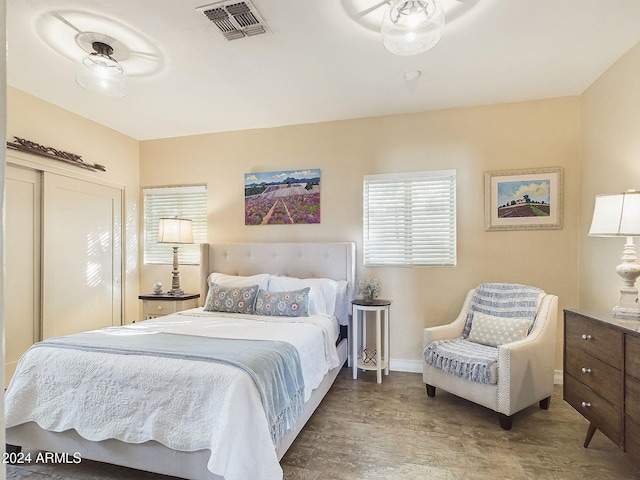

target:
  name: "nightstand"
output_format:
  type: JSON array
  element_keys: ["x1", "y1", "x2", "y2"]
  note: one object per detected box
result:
[
  {"x1": 351, "y1": 299, "x2": 391, "y2": 383},
  {"x1": 139, "y1": 293, "x2": 200, "y2": 320}
]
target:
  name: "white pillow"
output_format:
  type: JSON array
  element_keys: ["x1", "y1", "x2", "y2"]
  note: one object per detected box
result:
[
  {"x1": 334, "y1": 280, "x2": 350, "y2": 326},
  {"x1": 468, "y1": 312, "x2": 532, "y2": 347},
  {"x1": 267, "y1": 275, "x2": 338, "y2": 317},
  {"x1": 205, "y1": 272, "x2": 270, "y2": 305}
]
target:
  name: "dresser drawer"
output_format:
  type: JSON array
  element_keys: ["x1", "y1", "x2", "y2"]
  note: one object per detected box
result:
[
  {"x1": 143, "y1": 300, "x2": 178, "y2": 317},
  {"x1": 565, "y1": 313, "x2": 623, "y2": 369},
  {"x1": 626, "y1": 334, "x2": 640, "y2": 380},
  {"x1": 626, "y1": 374, "x2": 640, "y2": 421},
  {"x1": 565, "y1": 346, "x2": 622, "y2": 407},
  {"x1": 564, "y1": 375, "x2": 622, "y2": 447}
]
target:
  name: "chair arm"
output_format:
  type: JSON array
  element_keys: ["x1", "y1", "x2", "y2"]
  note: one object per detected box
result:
[
  {"x1": 423, "y1": 289, "x2": 475, "y2": 347},
  {"x1": 496, "y1": 295, "x2": 558, "y2": 415}
]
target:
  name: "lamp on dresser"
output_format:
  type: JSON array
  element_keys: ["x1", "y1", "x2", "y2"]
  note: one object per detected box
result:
[
  {"x1": 157, "y1": 216, "x2": 194, "y2": 296},
  {"x1": 588, "y1": 189, "x2": 640, "y2": 318}
]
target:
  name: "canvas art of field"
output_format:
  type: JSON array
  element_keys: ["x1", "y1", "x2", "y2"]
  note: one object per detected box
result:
[{"x1": 244, "y1": 169, "x2": 320, "y2": 225}]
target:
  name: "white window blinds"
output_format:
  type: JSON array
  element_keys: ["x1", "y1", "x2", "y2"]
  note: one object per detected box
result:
[
  {"x1": 363, "y1": 170, "x2": 456, "y2": 267},
  {"x1": 143, "y1": 185, "x2": 207, "y2": 265}
]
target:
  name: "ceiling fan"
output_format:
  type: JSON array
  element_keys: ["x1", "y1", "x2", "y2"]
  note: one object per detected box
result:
[
  {"x1": 343, "y1": 0, "x2": 478, "y2": 55},
  {"x1": 35, "y1": 10, "x2": 165, "y2": 97}
]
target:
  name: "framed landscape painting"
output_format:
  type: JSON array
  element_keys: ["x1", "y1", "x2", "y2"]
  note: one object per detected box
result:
[
  {"x1": 484, "y1": 167, "x2": 563, "y2": 231},
  {"x1": 244, "y1": 168, "x2": 321, "y2": 225}
]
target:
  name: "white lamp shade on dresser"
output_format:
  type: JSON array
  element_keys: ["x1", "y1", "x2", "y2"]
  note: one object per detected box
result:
[{"x1": 589, "y1": 191, "x2": 640, "y2": 237}]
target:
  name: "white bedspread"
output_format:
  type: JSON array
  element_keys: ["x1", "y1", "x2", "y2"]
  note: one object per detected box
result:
[{"x1": 5, "y1": 310, "x2": 340, "y2": 480}]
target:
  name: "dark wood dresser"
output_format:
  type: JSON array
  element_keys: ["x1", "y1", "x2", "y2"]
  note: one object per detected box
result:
[{"x1": 564, "y1": 309, "x2": 640, "y2": 455}]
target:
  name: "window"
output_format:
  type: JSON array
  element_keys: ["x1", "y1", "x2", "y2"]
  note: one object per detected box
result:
[
  {"x1": 143, "y1": 185, "x2": 207, "y2": 265},
  {"x1": 363, "y1": 170, "x2": 456, "y2": 267}
]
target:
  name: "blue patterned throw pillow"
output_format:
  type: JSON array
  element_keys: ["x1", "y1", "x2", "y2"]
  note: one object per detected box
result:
[
  {"x1": 204, "y1": 283, "x2": 259, "y2": 314},
  {"x1": 255, "y1": 288, "x2": 310, "y2": 317}
]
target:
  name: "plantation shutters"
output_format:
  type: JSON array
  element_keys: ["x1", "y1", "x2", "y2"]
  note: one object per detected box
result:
[
  {"x1": 363, "y1": 170, "x2": 456, "y2": 267},
  {"x1": 143, "y1": 185, "x2": 207, "y2": 265}
]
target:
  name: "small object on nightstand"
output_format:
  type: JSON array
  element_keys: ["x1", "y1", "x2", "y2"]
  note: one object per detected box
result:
[
  {"x1": 152, "y1": 281, "x2": 163, "y2": 295},
  {"x1": 351, "y1": 298, "x2": 391, "y2": 384},
  {"x1": 139, "y1": 293, "x2": 200, "y2": 320},
  {"x1": 363, "y1": 348, "x2": 377, "y2": 365}
]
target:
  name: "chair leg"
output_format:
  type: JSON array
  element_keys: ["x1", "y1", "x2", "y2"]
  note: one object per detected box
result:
[
  {"x1": 425, "y1": 384, "x2": 436, "y2": 397},
  {"x1": 539, "y1": 396, "x2": 551, "y2": 410},
  {"x1": 499, "y1": 414, "x2": 513, "y2": 430},
  {"x1": 6, "y1": 444, "x2": 21, "y2": 454},
  {"x1": 5, "y1": 444, "x2": 22, "y2": 464}
]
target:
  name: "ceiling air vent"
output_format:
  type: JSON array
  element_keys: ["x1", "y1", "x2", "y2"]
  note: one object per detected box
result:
[{"x1": 197, "y1": 1, "x2": 269, "y2": 41}]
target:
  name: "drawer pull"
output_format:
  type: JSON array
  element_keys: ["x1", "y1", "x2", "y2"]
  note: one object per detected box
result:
[
  {"x1": 157, "y1": 305, "x2": 163, "y2": 311},
  {"x1": 581, "y1": 401, "x2": 591, "y2": 408},
  {"x1": 581, "y1": 334, "x2": 593, "y2": 341},
  {"x1": 581, "y1": 367, "x2": 592, "y2": 374}
]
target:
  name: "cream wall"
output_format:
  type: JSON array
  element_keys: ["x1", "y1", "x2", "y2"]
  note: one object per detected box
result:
[
  {"x1": 580, "y1": 41, "x2": 640, "y2": 311},
  {"x1": 6, "y1": 87, "x2": 140, "y2": 324},
  {"x1": 140, "y1": 97, "x2": 581, "y2": 369}
]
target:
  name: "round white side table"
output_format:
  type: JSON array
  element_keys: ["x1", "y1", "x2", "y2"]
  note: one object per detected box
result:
[{"x1": 351, "y1": 299, "x2": 391, "y2": 383}]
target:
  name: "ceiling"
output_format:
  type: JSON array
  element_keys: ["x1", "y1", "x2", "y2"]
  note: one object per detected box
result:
[{"x1": 7, "y1": 0, "x2": 640, "y2": 141}]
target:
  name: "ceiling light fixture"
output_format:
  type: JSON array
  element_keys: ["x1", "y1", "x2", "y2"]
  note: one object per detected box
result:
[
  {"x1": 76, "y1": 40, "x2": 127, "y2": 97},
  {"x1": 381, "y1": 0, "x2": 445, "y2": 56},
  {"x1": 82, "y1": 41, "x2": 123, "y2": 75}
]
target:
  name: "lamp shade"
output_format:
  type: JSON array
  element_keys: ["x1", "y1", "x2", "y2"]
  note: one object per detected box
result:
[
  {"x1": 589, "y1": 190, "x2": 640, "y2": 237},
  {"x1": 381, "y1": 0, "x2": 445, "y2": 56},
  {"x1": 158, "y1": 217, "x2": 194, "y2": 244}
]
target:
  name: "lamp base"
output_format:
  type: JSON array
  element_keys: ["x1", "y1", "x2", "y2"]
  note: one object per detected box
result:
[
  {"x1": 612, "y1": 306, "x2": 640, "y2": 318},
  {"x1": 612, "y1": 238, "x2": 640, "y2": 319},
  {"x1": 168, "y1": 246, "x2": 183, "y2": 297},
  {"x1": 612, "y1": 287, "x2": 640, "y2": 318}
]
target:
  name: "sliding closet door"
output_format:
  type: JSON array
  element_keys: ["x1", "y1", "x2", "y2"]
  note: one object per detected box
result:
[
  {"x1": 5, "y1": 165, "x2": 41, "y2": 387},
  {"x1": 42, "y1": 172, "x2": 123, "y2": 338}
]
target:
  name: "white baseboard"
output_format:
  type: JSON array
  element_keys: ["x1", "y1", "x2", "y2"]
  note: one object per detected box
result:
[
  {"x1": 554, "y1": 370, "x2": 563, "y2": 385},
  {"x1": 389, "y1": 358, "x2": 423, "y2": 373}
]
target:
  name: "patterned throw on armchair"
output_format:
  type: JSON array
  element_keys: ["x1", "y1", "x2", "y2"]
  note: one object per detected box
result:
[{"x1": 422, "y1": 283, "x2": 558, "y2": 430}]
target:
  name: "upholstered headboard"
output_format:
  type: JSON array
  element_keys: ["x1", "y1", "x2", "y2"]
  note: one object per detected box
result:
[{"x1": 199, "y1": 242, "x2": 356, "y2": 311}]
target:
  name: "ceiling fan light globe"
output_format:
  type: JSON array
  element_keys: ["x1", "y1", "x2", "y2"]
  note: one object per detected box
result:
[
  {"x1": 82, "y1": 53, "x2": 124, "y2": 75},
  {"x1": 381, "y1": 0, "x2": 445, "y2": 56},
  {"x1": 76, "y1": 74, "x2": 128, "y2": 97}
]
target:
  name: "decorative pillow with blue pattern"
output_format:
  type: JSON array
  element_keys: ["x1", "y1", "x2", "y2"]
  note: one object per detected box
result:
[
  {"x1": 255, "y1": 288, "x2": 310, "y2": 317},
  {"x1": 204, "y1": 283, "x2": 259, "y2": 314}
]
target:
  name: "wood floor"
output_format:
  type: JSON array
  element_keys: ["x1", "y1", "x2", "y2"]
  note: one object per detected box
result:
[{"x1": 7, "y1": 368, "x2": 640, "y2": 479}]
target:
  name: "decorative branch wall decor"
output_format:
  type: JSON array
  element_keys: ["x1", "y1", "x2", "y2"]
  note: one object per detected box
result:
[{"x1": 6, "y1": 136, "x2": 106, "y2": 172}]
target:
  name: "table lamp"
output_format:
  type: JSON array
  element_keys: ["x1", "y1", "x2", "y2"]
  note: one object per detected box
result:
[
  {"x1": 588, "y1": 190, "x2": 640, "y2": 318},
  {"x1": 158, "y1": 217, "x2": 194, "y2": 296}
]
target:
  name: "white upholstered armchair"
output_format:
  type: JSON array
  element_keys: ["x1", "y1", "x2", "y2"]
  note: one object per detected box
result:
[{"x1": 422, "y1": 283, "x2": 558, "y2": 430}]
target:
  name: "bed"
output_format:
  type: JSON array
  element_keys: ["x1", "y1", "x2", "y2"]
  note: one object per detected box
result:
[{"x1": 5, "y1": 242, "x2": 355, "y2": 480}]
